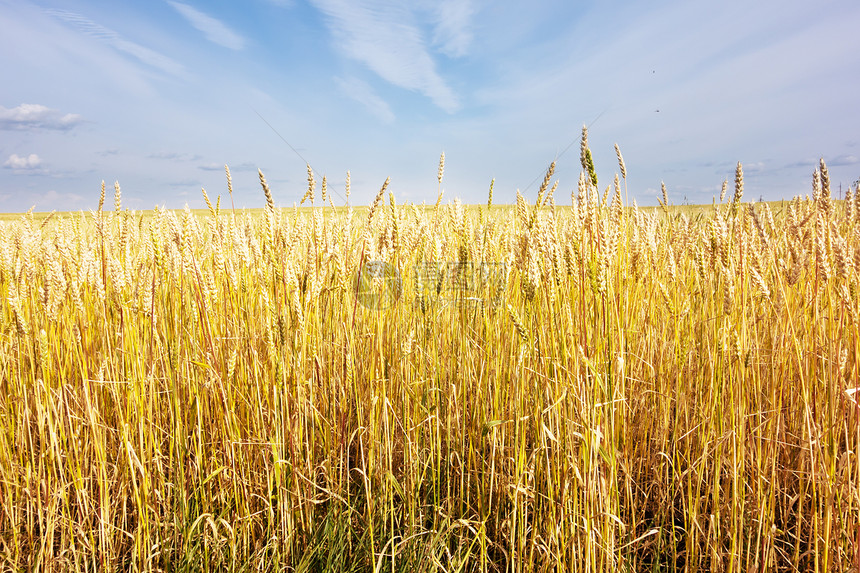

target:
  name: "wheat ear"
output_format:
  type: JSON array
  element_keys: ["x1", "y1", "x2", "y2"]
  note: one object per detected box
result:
[
  {"x1": 114, "y1": 181, "x2": 122, "y2": 212},
  {"x1": 259, "y1": 169, "x2": 275, "y2": 211},
  {"x1": 734, "y1": 162, "x2": 744, "y2": 204},
  {"x1": 614, "y1": 143, "x2": 626, "y2": 179}
]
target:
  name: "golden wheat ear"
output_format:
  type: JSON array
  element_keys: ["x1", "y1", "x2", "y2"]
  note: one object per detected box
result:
[
  {"x1": 614, "y1": 143, "x2": 626, "y2": 179},
  {"x1": 734, "y1": 162, "x2": 744, "y2": 203},
  {"x1": 114, "y1": 180, "x2": 121, "y2": 212},
  {"x1": 259, "y1": 168, "x2": 274, "y2": 211}
]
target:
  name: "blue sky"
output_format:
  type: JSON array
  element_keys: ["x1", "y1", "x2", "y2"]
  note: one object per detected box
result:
[{"x1": 1, "y1": 0, "x2": 859, "y2": 212}]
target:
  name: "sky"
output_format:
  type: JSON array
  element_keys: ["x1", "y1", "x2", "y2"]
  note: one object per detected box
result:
[{"x1": 1, "y1": 0, "x2": 859, "y2": 212}]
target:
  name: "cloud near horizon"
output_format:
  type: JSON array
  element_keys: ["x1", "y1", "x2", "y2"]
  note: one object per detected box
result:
[
  {"x1": 4, "y1": 154, "x2": 43, "y2": 170},
  {"x1": 0, "y1": 104, "x2": 83, "y2": 131},
  {"x1": 24, "y1": 189, "x2": 86, "y2": 211},
  {"x1": 198, "y1": 161, "x2": 258, "y2": 171},
  {"x1": 785, "y1": 155, "x2": 860, "y2": 169},
  {"x1": 148, "y1": 151, "x2": 204, "y2": 161}
]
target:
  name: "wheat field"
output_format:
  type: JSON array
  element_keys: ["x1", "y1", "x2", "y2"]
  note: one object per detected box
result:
[{"x1": 0, "y1": 134, "x2": 858, "y2": 571}]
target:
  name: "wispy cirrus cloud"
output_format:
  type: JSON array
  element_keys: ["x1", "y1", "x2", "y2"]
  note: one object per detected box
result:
[
  {"x1": 4, "y1": 154, "x2": 42, "y2": 170},
  {"x1": 167, "y1": 2, "x2": 245, "y2": 50},
  {"x1": 0, "y1": 104, "x2": 84, "y2": 131},
  {"x1": 428, "y1": 0, "x2": 474, "y2": 58},
  {"x1": 45, "y1": 9, "x2": 184, "y2": 76},
  {"x1": 310, "y1": 0, "x2": 459, "y2": 112},
  {"x1": 335, "y1": 76, "x2": 395, "y2": 123}
]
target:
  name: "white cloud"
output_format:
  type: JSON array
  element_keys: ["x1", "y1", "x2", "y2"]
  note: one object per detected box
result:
[
  {"x1": 830, "y1": 155, "x2": 858, "y2": 167},
  {"x1": 335, "y1": 76, "x2": 395, "y2": 123},
  {"x1": 787, "y1": 155, "x2": 860, "y2": 169},
  {"x1": 4, "y1": 154, "x2": 42, "y2": 169},
  {"x1": 231, "y1": 162, "x2": 262, "y2": 172},
  {"x1": 148, "y1": 151, "x2": 203, "y2": 161},
  {"x1": 742, "y1": 161, "x2": 767, "y2": 174},
  {"x1": 167, "y1": 2, "x2": 245, "y2": 50},
  {"x1": 429, "y1": 0, "x2": 473, "y2": 58},
  {"x1": 0, "y1": 104, "x2": 83, "y2": 131},
  {"x1": 43, "y1": 190, "x2": 85, "y2": 203},
  {"x1": 310, "y1": 0, "x2": 459, "y2": 112},
  {"x1": 25, "y1": 190, "x2": 86, "y2": 211},
  {"x1": 45, "y1": 9, "x2": 185, "y2": 76},
  {"x1": 198, "y1": 161, "x2": 257, "y2": 171}
]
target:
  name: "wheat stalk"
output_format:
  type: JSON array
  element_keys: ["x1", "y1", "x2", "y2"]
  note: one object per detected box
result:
[
  {"x1": 300, "y1": 163, "x2": 316, "y2": 206},
  {"x1": 114, "y1": 181, "x2": 122, "y2": 212},
  {"x1": 225, "y1": 164, "x2": 235, "y2": 212},
  {"x1": 658, "y1": 182, "x2": 669, "y2": 214},
  {"x1": 259, "y1": 169, "x2": 275, "y2": 211},
  {"x1": 614, "y1": 143, "x2": 627, "y2": 179},
  {"x1": 580, "y1": 125, "x2": 589, "y2": 171},
  {"x1": 734, "y1": 162, "x2": 744, "y2": 204},
  {"x1": 201, "y1": 187, "x2": 215, "y2": 219}
]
